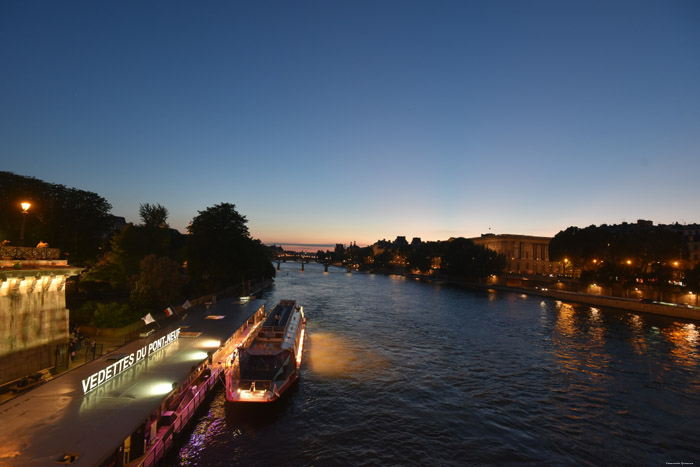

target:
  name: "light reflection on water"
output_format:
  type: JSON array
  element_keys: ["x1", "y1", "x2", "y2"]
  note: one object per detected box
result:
[
  {"x1": 178, "y1": 263, "x2": 700, "y2": 466},
  {"x1": 307, "y1": 331, "x2": 388, "y2": 378}
]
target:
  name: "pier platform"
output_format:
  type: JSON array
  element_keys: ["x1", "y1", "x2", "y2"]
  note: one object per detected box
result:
[{"x1": 0, "y1": 298, "x2": 266, "y2": 466}]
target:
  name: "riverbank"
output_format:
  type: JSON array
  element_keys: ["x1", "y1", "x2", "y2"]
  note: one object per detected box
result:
[{"x1": 0, "y1": 278, "x2": 274, "y2": 406}]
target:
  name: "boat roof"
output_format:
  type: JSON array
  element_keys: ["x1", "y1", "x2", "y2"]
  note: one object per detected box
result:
[
  {"x1": 239, "y1": 352, "x2": 289, "y2": 381},
  {"x1": 0, "y1": 298, "x2": 265, "y2": 466},
  {"x1": 262, "y1": 300, "x2": 296, "y2": 331}
]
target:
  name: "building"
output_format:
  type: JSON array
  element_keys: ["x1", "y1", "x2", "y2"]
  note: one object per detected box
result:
[
  {"x1": 685, "y1": 225, "x2": 700, "y2": 267},
  {"x1": 471, "y1": 233, "x2": 563, "y2": 275},
  {"x1": 0, "y1": 246, "x2": 82, "y2": 386},
  {"x1": 673, "y1": 223, "x2": 700, "y2": 268}
]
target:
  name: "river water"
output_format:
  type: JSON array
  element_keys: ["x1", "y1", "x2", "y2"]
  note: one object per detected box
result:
[{"x1": 178, "y1": 262, "x2": 700, "y2": 466}]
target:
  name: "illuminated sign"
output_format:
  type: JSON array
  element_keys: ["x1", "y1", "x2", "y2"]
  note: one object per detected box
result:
[{"x1": 81, "y1": 328, "x2": 181, "y2": 395}]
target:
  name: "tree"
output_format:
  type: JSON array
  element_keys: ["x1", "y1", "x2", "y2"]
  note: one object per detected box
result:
[
  {"x1": 187, "y1": 203, "x2": 274, "y2": 292},
  {"x1": 441, "y1": 238, "x2": 506, "y2": 278},
  {"x1": 551, "y1": 223, "x2": 689, "y2": 291},
  {"x1": 407, "y1": 241, "x2": 440, "y2": 272},
  {"x1": 0, "y1": 171, "x2": 113, "y2": 264},
  {"x1": 86, "y1": 220, "x2": 185, "y2": 288},
  {"x1": 139, "y1": 203, "x2": 169, "y2": 228},
  {"x1": 130, "y1": 254, "x2": 188, "y2": 311},
  {"x1": 685, "y1": 264, "x2": 700, "y2": 294}
]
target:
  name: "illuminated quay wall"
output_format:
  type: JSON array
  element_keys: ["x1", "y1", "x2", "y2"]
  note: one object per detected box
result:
[
  {"x1": 0, "y1": 258, "x2": 82, "y2": 385},
  {"x1": 471, "y1": 233, "x2": 563, "y2": 275}
]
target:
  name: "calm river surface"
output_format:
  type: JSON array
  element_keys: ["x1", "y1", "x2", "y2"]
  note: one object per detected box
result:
[{"x1": 178, "y1": 262, "x2": 699, "y2": 466}]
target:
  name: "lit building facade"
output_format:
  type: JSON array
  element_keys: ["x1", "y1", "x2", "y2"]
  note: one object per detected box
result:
[
  {"x1": 471, "y1": 233, "x2": 563, "y2": 275},
  {"x1": 0, "y1": 247, "x2": 81, "y2": 385}
]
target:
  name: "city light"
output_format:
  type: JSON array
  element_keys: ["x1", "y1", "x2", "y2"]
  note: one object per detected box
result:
[{"x1": 19, "y1": 201, "x2": 31, "y2": 245}]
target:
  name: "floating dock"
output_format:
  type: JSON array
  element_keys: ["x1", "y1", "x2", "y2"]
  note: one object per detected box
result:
[{"x1": 0, "y1": 298, "x2": 266, "y2": 466}]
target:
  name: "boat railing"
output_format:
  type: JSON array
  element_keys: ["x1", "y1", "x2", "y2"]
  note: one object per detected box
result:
[{"x1": 128, "y1": 374, "x2": 215, "y2": 467}]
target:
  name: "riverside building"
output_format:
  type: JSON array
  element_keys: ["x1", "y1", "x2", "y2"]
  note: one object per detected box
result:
[
  {"x1": 471, "y1": 233, "x2": 563, "y2": 275},
  {"x1": 0, "y1": 246, "x2": 82, "y2": 386}
]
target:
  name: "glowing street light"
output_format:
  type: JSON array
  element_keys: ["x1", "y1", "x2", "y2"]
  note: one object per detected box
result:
[{"x1": 19, "y1": 202, "x2": 31, "y2": 246}]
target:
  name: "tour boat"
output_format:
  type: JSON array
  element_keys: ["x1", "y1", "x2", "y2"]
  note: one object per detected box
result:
[{"x1": 225, "y1": 300, "x2": 306, "y2": 403}]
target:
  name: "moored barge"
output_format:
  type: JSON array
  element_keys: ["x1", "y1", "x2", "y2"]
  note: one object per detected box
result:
[
  {"x1": 225, "y1": 300, "x2": 305, "y2": 404},
  {"x1": 0, "y1": 298, "x2": 266, "y2": 466}
]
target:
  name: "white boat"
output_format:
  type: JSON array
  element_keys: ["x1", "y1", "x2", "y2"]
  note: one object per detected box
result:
[{"x1": 225, "y1": 300, "x2": 305, "y2": 403}]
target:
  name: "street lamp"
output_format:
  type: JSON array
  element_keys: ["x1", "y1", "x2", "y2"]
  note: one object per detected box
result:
[{"x1": 19, "y1": 202, "x2": 31, "y2": 246}]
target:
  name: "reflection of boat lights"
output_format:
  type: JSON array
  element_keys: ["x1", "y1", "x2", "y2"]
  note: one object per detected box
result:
[
  {"x1": 150, "y1": 382, "x2": 175, "y2": 396},
  {"x1": 296, "y1": 329, "x2": 305, "y2": 366}
]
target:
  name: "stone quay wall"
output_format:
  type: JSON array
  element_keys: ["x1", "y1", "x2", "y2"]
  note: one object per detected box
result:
[{"x1": 0, "y1": 268, "x2": 81, "y2": 385}]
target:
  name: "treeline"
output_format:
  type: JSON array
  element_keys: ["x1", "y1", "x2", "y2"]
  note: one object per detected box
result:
[
  {"x1": 316, "y1": 222, "x2": 700, "y2": 295},
  {"x1": 0, "y1": 171, "x2": 112, "y2": 263},
  {"x1": 0, "y1": 172, "x2": 274, "y2": 327},
  {"x1": 316, "y1": 236, "x2": 507, "y2": 279},
  {"x1": 550, "y1": 223, "x2": 699, "y2": 292}
]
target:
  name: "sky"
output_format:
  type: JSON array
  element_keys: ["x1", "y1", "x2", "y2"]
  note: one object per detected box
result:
[{"x1": 2, "y1": 1, "x2": 699, "y2": 250}]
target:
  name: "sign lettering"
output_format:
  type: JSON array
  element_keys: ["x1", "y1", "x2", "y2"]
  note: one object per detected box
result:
[{"x1": 81, "y1": 328, "x2": 181, "y2": 394}]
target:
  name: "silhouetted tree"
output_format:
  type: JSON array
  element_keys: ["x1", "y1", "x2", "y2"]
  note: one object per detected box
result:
[
  {"x1": 551, "y1": 223, "x2": 688, "y2": 287},
  {"x1": 130, "y1": 254, "x2": 188, "y2": 311},
  {"x1": 441, "y1": 238, "x2": 506, "y2": 278},
  {"x1": 186, "y1": 203, "x2": 274, "y2": 292},
  {"x1": 407, "y1": 241, "x2": 440, "y2": 272},
  {"x1": 139, "y1": 203, "x2": 169, "y2": 228}
]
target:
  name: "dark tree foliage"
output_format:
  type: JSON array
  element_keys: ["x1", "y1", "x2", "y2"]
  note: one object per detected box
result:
[
  {"x1": 0, "y1": 171, "x2": 112, "y2": 264},
  {"x1": 129, "y1": 254, "x2": 188, "y2": 311},
  {"x1": 550, "y1": 223, "x2": 688, "y2": 286},
  {"x1": 407, "y1": 241, "x2": 441, "y2": 272},
  {"x1": 86, "y1": 221, "x2": 186, "y2": 289},
  {"x1": 187, "y1": 203, "x2": 274, "y2": 292},
  {"x1": 440, "y1": 238, "x2": 506, "y2": 278},
  {"x1": 685, "y1": 264, "x2": 700, "y2": 293}
]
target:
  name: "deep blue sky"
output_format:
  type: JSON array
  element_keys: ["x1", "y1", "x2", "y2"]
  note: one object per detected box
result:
[{"x1": 2, "y1": 1, "x2": 699, "y2": 248}]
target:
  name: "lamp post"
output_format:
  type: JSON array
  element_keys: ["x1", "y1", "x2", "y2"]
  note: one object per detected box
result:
[{"x1": 19, "y1": 202, "x2": 31, "y2": 246}]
